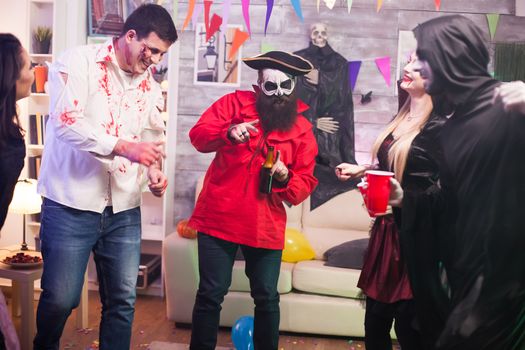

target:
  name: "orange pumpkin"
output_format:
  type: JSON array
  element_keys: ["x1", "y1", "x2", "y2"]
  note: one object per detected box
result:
[
  {"x1": 182, "y1": 223, "x2": 198, "y2": 239},
  {"x1": 176, "y1": 219, "x2": 198, "y2": 239}
]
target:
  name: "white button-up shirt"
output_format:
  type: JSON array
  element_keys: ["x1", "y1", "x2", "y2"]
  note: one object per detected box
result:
[{"x1": 38, "y1": 40, "x2": 165, "y2": 213}]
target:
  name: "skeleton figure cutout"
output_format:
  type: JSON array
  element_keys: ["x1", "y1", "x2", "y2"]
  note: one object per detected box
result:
[
  {"x1": 311, "y1": 23, "x2": 328, "y2": 47},
  {"x1": 294, "y1": 23, "x2": 357, "y2": 209}
]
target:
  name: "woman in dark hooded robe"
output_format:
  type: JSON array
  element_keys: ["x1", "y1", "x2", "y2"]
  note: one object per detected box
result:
[{"x1": 395, "y1": 15, "x2": 525, "y2": 350}]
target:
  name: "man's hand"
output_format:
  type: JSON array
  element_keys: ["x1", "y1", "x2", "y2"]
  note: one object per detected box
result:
[
  {"x1": 148, "y1": 166, "x2": 168, "y2": 197},
  {"x1": 228, "y1": 119, "x2": 259, "y2": 144},
  {"x1": 305, "y1": 69, "x2": 319, "y2": 86},
  {"x1": 271, "y1": 150, "x2": 289, "y2": 183},
  {"x1": 388, "y1": 177, "x2": 403, "y2": 207},
  {"x1": 114, "y1": 139, "x2": 165, "y2": 167},
  {"x1": 493, "y1": 81, "x2": 525, "y2": 115},
  {"x1": 317, "y1": 116, "x2": 339, "y2": 134},
  {"x1": 335, "y1": 163, "x2": 367, "y2": 181}
]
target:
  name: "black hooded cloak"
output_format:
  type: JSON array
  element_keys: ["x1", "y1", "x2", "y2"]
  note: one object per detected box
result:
[
  {"x1": 404, "y1": 15, "x2": 525, "y2": 350},
  {"x1": 294, "y1": 43, "x2": 358, "y2": 210}
]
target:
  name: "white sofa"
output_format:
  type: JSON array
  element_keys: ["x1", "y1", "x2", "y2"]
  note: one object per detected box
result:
[{"x1": 163, "y1": 179, "x2": 375, "y2": 337}]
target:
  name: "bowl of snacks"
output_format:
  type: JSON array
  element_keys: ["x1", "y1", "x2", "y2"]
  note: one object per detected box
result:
[{"x1": 1, "y1": 252, "x2": 43, "y2": 268}]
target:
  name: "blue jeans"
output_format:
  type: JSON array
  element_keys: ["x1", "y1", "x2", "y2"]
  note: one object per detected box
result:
[
  {"x1": 33, "y1": 198, "x2": 141, "y2": 350},
  {"x1": 190, "y1": 232, "x2": 282, "y2": 350}
]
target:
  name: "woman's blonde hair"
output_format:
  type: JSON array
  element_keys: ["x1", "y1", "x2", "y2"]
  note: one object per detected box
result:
[{"x1": 370, "y1": 96, "x2": 432, "y2": 182}]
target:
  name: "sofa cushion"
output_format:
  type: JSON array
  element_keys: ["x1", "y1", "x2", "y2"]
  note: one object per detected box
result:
[
  {"x1": 229, "y1": 261, "x2": 294, "y2": 294},
  {"x1": 284, "y1": 202, "x2": 302, "y2": 231},
  {"x1": 301, "y1": 190, "x2": 371, "y2": 259},
  {"x1": 302, "y1": 190, "x2": 371, "y2": 231},
  {"x1": 292, "y1": 260, "x2": 363, "y2": 298},
  {"x1": 302, "y1": 227, "x2": 370, "y2": 260},
  {"x1": 324, "y1": 238, "x2": 369, "y2": 269}
]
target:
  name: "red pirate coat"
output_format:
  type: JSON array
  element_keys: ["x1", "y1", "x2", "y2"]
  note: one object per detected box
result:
[{"x1": 188, "y1": 90, "x2": 318, "y2": 249}]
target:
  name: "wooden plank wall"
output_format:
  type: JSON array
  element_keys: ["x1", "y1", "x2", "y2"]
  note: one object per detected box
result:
[{"x1": 168, "y1": 0, "x2": 525, "y2": 226}]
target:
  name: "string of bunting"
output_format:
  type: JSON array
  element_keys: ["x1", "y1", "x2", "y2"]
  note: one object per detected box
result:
[
  {"x1": 180, "y1": 0, "x2": 446, "y2": 34},
  {"x1": 348, "y1": 57, "x2": 390, "y2": 91},
  {"x1": 177, "y1": 0, "x2": 501, "y2": 69},
  {"x1": 262, "y1": 42, "x2": 391, "y2": 90}
]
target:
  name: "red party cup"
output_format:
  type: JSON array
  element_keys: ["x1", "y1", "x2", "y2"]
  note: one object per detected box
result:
[{"x1": 364, "y1": 170, "x2": 394, "y2": 217}]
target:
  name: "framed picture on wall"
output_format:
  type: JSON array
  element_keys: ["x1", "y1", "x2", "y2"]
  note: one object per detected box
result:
[
  {"x1": 88, "y1": 0, "x2": 126, "y2": 36},
  {"x1": 194, "y1": 23, "x2": 242, "y2": 87},
  {"x1": 123, "y1": 0, "x2": 156, "y2": 18},
  {"x1": 396, "y1": 30, "x2": 417, "y2": 95}
]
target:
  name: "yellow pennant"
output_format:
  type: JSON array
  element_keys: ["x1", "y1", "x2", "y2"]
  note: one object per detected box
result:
[{"x1": 376, "y1": 0, "x2": 383, "y2": 12}]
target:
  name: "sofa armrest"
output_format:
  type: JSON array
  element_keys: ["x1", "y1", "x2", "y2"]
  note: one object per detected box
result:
[{"x1": 163, "y1": 232, "x2": 199, "y2": 323}]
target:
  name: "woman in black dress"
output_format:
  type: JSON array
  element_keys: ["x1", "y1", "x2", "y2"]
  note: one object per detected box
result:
[
  {"x1": 336, "y1": 53, "x2": 446, "y2": 350},
  {"x1": 0, "y1": 33, "x2": 34, "y2": 228},
  {"x1": 0, "y1": 33, "x2": 35, "y2": 350}
]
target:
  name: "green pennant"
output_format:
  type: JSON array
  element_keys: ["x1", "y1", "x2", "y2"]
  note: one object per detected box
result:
[
  {"x1": 261, "y1": 42, "x2": 276, "y2": 54},
  {"x1": 347, "y1": 0, "x2": 353, "y2": 13},
  {"x1": 172, "y1": 0, "x2": 179, "y2": 22},
  {"x1": 486, "y1": 13, "x2": 500, "y2": 40}
]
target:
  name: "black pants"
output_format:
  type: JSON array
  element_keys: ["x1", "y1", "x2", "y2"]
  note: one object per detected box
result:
[
  {"x1": 190, "y1": 232, "x2": 282, "y2": 350},
  {"x1": 365, "y1": 297, "x2": 423, "y2": 350}
]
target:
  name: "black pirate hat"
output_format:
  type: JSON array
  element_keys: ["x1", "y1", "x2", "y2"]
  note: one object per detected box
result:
[{"x1": 242, "y1": 51, "x2": 313, "y2": 76}]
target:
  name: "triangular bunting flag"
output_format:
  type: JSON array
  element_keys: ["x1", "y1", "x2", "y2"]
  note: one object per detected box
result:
[
  {"x1": 325, "y1": 0, "x2": 336, "y2": 10},
  {"x1": 434, "y1": 0, "x2": 441, "y2": 11},
  {"x1": 207, "y1": 14, "x2": 222, "y2": 42},
  {"x1": 191, "y1": 3, "x2": 203, "y2": 31},
  {"x1": 261, "y1": 42, "x2": 276, "y2": 53},
  {"x1": 172, "y1": 0, "x2": 179, "y2": 21},
  {"x1": 182, "y1": 0, "x2": 195, "y2": 31},
  {"x1": 347, "y1": 0, "x2": 353, "y2": 13},
  {"x1": 220, "y1": 0, "x2": 232, "y2": 33},
  {"x1": 486, "y1": 13, "x2": 500, "y2": 40},
  {"x1": 264, "y1": 0, "x2": 274, "y2": 36},
  {"x1": 375, "y1": 56, "x2": 391, "y2": 87},
  {"x1": 241, "y1": 0, "x2": 251, "y2": 36},
  {"x1": 376, "y1": 0, "x2": 383, "y2": 12},
  {"x1": 348, "y1": 61, "x2": 361, "y2": 91},
  {"x1": 290, "y1": 0, "x2": 304, "y2": 22},
  {"x1": 229, "y1": 28, "x2": 250, "y2": 60},
  {"x1": 204, "y1": 0, "x2": 213, "y2": 33}
]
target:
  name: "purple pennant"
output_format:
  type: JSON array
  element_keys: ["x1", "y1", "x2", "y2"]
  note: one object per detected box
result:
[
  {"x1": 241, "y1": 0, "x2": 251, "y2": 36},
  {"x1": 348, "y1": 61, "x2": 362, "y2": 91},
  {"x1": 290, "y1": 0, "x2": 304, "y2": 22},
  {"x1": 220, "y1": 0, "x2": 232, "y2": 33},
  {"x1": 264, "y1": 0, "x2": 274, "y2": 36}
]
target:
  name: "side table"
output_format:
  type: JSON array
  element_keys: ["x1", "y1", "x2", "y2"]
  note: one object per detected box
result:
[
  {"x1": 0, "y1": 263, "x2": 42, "y2": 350},
  {"x1": 0, "y1": 249, "x2": 89, "y2": 350}
]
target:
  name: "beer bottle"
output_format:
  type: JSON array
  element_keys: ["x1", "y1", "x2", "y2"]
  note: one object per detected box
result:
[{"x1": 259, "y1": 146, "x2": 275, "y2": 194}]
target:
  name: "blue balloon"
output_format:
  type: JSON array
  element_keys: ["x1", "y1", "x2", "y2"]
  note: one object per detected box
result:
[{"x1": 231, "y1": 315, "x2": 254, "y2": 350}]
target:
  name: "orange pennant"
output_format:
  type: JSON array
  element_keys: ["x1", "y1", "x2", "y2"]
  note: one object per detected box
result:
[
  {"x1": 229, "y1": 28, "x2": 250, "y2": 60},
  {"x1": 182, "y1": 0, "x2": 196, "y2": 31},
  {"x1": 435, "y1": 0, "x2": 441, "y2": 11}
]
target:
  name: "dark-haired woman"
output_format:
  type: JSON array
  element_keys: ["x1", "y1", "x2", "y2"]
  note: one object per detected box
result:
[{"x1": 0, "y1": 32, "x2": 34, "y2": 350}]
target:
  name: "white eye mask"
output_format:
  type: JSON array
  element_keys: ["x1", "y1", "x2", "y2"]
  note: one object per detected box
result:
[{"x1": 259, "y1": 69, "x2": 295, "y2": 97}]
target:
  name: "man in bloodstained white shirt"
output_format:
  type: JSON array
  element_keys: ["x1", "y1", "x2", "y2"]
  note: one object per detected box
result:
[{"x1": 34, "y1": 4, "x2": 177, "y2": 349}]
